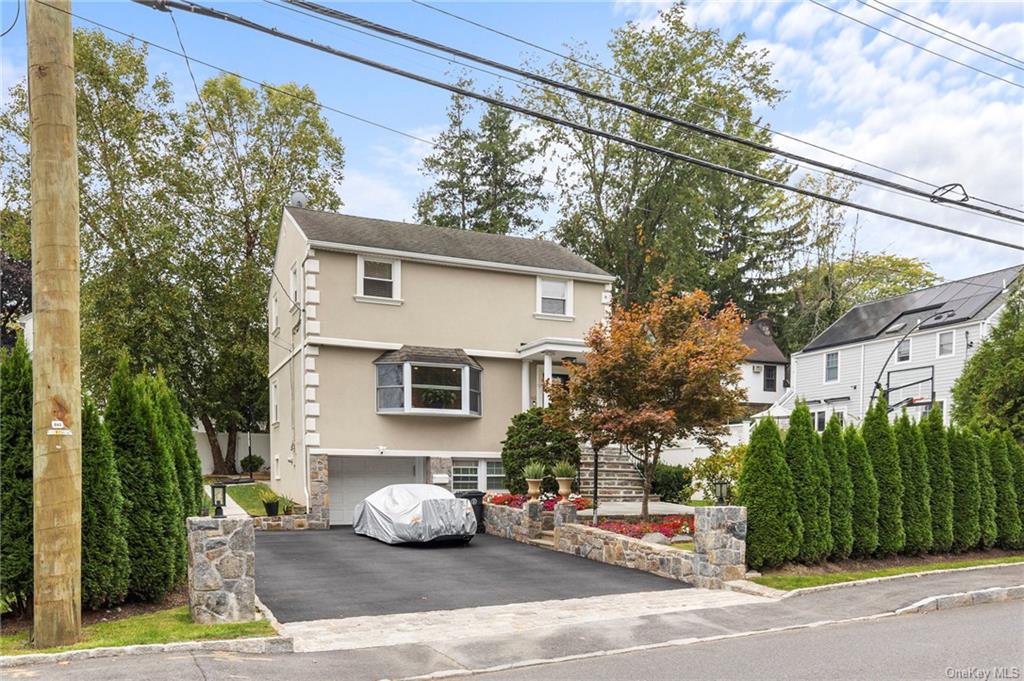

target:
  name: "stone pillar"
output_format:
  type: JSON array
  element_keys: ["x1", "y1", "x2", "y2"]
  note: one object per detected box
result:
[
  {"x1": 186, "y1": 517, "x2": 255, "y2": 624},
  {"x1": 692, "y1": 506, "x2": 747, "y2": 588},
  {"x1": 553, "y1": 501, "x2": 578, "y2": 527},
  {"x1": 523, "y1": 500, "x2": 544, "y2": 540},
  {"x1": 308, "y1": 452, "x2": 329, "y2": 529},
  {"x1": 429, "y1": 456, "x2": 453, "y2": 489}
]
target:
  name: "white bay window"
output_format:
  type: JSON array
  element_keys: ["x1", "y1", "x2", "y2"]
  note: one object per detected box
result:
[{"x1": 375, "y1": 347, "x2": 482, "y2": 416}]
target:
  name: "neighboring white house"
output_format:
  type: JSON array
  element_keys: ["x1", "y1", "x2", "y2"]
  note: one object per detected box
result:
[{"x1": 764, "y1": 264, "x2": 1022, "y2": 431}]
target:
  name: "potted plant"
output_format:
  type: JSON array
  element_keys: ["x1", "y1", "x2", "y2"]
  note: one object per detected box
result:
[
  {"x1": 552, "y1": 460, "x2": 576, "y2": 500},
  {"x1": 523, "y1": 461, "x2": 547, "y2": 500},
  {"x1": 259, "y1": 487, "x2": 280, "y2": 516},
  {"x1": 278, "y1": 496, "x2": 296, "y2": 515}
]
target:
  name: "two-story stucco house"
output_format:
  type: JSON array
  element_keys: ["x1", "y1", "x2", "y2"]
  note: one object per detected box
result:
[
  {"x1": 764, "y1": 264, "x2": 1022, "y2": 432},
  {"x1": 267, "y1": 205, "x2": 614, "y2": 525}
]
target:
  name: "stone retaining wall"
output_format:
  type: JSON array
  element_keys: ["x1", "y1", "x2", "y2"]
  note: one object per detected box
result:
[
  {"x1": 186, "y1": 516, "x2": 256, "y2": 623},
  {"x1": 483, "y1": 502, "x2": 543, "y2": 542},
  {"x1": 252, "y1": 513, "x2": 314, "y2": 531}
]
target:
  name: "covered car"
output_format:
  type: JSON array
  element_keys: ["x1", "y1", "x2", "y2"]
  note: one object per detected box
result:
[{"x1": 353, "y1": 484, "x2": 477, "y2": 544}]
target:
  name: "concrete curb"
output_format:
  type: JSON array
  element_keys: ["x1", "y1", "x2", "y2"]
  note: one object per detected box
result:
[
  {"x1": 723, "y1": 579, "x2": 787, "y2": 599},
  {"x1": 0, "y1": 635, "x2": 294, "y2": 668},
  {"x1": 779, "y1": 561, "x2": 1024, "y2": 598},
  {"x1": 894, "y1": 584, "x2": 1024, "y2": 615}
]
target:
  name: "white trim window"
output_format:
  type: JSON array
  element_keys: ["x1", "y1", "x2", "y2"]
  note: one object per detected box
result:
[
  {"x1": 452, "y1": 458, "x2": 506, "y2": 491},
  {"x1": 824, "y1": 351, "x2": 839, "y2": 383},
  {"x1": 271, "y1": 295, "x2": 280, "y2": 334},
  {"x1": 937, "y1": 330, "x2": 954, "y2": 357},
  {"x1": 813, "y1": 409, "x2": 827, "y2": 432},
  {"x1": 896, "y1": 338, "x2": 911, "y2": 363},
  {"x1": 289, "y1": 262, "x2": 300, "y2": 306},
  {"x1": 270, "y1": 380, "x2": 279, "y2": 426},
  {"x1": 356, "y1": 255, "x2": 402, "y2": 303},
  {"x1": 376, "y1": 362, "x2": 482, "y2": 416},
  {"x1": 535, "y1": 277, "x2": 573, "y2": 319},
  {"x1": 763, "y1": 365, "x2": 777, "y2": 392}
]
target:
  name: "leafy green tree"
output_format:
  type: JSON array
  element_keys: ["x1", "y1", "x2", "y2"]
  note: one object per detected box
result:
[
  {"x1": 953, "y1": 281, "x2": 1023, "y2": 441},
  {"x1": 862, "y1": 397, "x2": 904, "y2": 555},
  {"x1": 948, "y1": 427, "x2": 980, "y2": 552},
  {"x1": 501, "y1": 407, "x2": 580, "y2": 494},
  {"x1": 784, "y1": 403, "x2": 832, "y2": 562},
  {"x1": 0, "y1": 337, "x2": 33, "y2": 609},
  {"x1": 81, "y1": 397, "x2": 130, "y2": 609},
  {"x1": 822, "y1": 415, "x2": 853, "y2": 560},
  {"x1": 974, "y1": 431, "x2": 998, "y2": 549},
  {"x1": 894, "y1": 413, "x2": 931, "y2": 555},
  {"x1": 415, "y1": 87, "x2": 478, "y2": 231},
  {"x1": 986, "y1": 430, "x2": 1022, "y2": 549},
  {"x1": 845, "y1": 425, "x2": 879, "y2": 557},
  {"x1": 737, "y1": 418, "x2": 802, "y2": 570},
  {"x1": 920, "y1": 407, "x2": 954, "y2": 552},
  {"x1": 690, "y1": 444, "x2": 746, "y2": 504}
]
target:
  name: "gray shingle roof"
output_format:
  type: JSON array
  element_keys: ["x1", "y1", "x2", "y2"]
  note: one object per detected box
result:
[
  {"x1": 803, "y1": 264, "x2": 1023, "y2": 352},
  {"x1": 742, "y1": 321, "x2": 787, "y2": 363},
  {"x1": 288, "y1": 207, "x2": 611, "y2": 278},
  {"x1": 374, "y1": 346, "x2": 482, "y2": 370}
]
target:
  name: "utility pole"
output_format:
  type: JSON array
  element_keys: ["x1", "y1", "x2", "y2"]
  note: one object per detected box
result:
[{"x1": 27, "y1": 0, "x2": 82, "y2": 647}]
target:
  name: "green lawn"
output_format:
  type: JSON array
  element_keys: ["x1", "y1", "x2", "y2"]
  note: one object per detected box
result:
[
  {"x1": 752, "y1": 555, "x2": 1024, "y2": 591},
  {"x1": 226, "y1": 482, "x2": 274, "y2": 516},
  {"x1": 670, "y1": 541, "x2": 695, "y2": 551},
  {"x1": 685, "y1": 499, "x2": 714, "y2": 507},
  {"x1": 0, "y1": 606, "x2": 274, "y2": 656}
]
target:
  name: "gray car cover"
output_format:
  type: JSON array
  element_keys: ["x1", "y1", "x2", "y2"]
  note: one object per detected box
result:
[{"x1": 352, "y1": 484, "x2": 477, "y2": 544}]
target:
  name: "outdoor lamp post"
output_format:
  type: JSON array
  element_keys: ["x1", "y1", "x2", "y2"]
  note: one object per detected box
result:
[
  {"x1": 212, "y1": 483, "x2": 227, "y2": 518},
  {"x1": 713, "y1": 479, "x2": 730, "y2": 506}
]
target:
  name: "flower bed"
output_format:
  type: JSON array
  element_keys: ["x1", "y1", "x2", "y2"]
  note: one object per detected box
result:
[
  {"x1": 596, "y1": 514, "x2": 695, "y2": 539},
  {"x1": 486, "y1": 492, "x2": 592, "y2": 511}
]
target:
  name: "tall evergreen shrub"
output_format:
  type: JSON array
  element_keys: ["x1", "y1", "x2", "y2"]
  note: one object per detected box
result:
[
  {"x1": 177, "y1": 410, "x2": 205, "y2": 515},
  {"x1": 737, "y1": 418, "x2": 802, "y2": 570},
  {"x1": 845, "y1": 426, "x2": 879, "y2": 557},
  {"x1": 0, "y1": 338, "x2": 34, "y2": 609},
  {"x1": 106, "y1": 359, "x2": 176, "y2": 601},
  {"x1": 784, "y1": 404, "x2": 832, "y2": 562},
  {"x1": 1006, "y1": 433, "x2": 1024, "y2": 540},
  {"x1": 894, "y1": 413, "x2": 931, "y2": 554},
  {"x1": 986, "y1": 430, "x2": 1022, "y2": 549},
  {"x1": 975, "y1": 431, "x2": 998, "y2": 549},
  {"x1": 948, "y1": 427, "x2": 981, "y2": 552},
  {"x1": 152, "y1": 375, "x2": 198, "y2": 518},
  {"x1": 921, "y1": 407, "x2": 954, "y2": 552},
  {"x1": 81, "y1": 397, "x2": 130, "y2": 609},
  {"x1": 822, "y1": 415, "x2": 853, "y2": 560},
  {"x1": 501, "y1": 407, "x2": 579, "y2": 494},
  {"x1": 862, "y1": 397, "x2": 905, "y2": 555}
]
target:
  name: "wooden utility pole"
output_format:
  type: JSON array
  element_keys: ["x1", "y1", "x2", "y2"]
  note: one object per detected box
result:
[{"x1": 27, "y1": 0, "x2": 82, "y2": 647}]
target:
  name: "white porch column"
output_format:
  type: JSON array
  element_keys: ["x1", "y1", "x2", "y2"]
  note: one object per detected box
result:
[
  {"x1": 542, "y1": 353, "x2": 553, "y2": 407},
  {"x1": 521, "y1": 360, "x2": 531, "y2": 412}
]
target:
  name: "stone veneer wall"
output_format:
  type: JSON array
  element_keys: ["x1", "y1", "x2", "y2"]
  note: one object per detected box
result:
[
  {"x1": 186, "y1": 516, "x2": 256, "y2": 623},
  {"x1": 483, "y1": 502, "x2": 543, "y2": 542},
  {"x1": 253, "y1": 514, "x2": 313, "y2": 531},
  {"x1": 307, "y1": 452, "x2": 329, "y2": 529}
]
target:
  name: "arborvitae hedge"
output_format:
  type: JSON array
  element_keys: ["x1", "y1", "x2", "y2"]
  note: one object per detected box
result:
[
  {"x1": 921, "y1": 407, "x2": 954, "y2": 552},
  {"x1": 948, "y1": 427, "x2": 981, "y2": 552},
  {"x1": 986, "y1": 430, "x2": 1022, "y2": 549},
  {"x1": 845, "y1": 426, "x2": 879, "y2": 557},
  {"x1": 975, "y1": 431, "x2": 998, "y2": 550},
  {"x1": 81, "y1": 397, "x2": 130, "y2": 609},
  {"x1": 153, "y1": 375, "x2": 200, "y2": 519},
  {"x1": 0, "y1": 338, "x2": 34, "y2": 609},
  {"x1": 822, "y1": 415, "x2": 853, "y2": 560},
  {"x1": 1006, "y1": 433, "x2": 1024, "y2": 547},
  {"x1": 501, "y1": 407, "x2": 579, "y2": 494},
  {"x1": 862, "y1": 397, "x2": 905, "y2": 555},
  {"x1": 178, "y1": 409, "x2": 205, "y2": 516},
  {"x1": 737, "y1": 418, "x2": 802, "y2": 570},
  {"x1": 895, "y1": 413, "x2": 932, "y2": 555},
  {"x1": 784, "y1": 404, "x2": 832, "y2": 562},
  {"x1": 107, "y1": 359, "x2": 177, "y2": 601}
]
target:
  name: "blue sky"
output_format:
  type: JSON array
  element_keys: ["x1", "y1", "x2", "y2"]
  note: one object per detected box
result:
[{"x1": 2, "y1": 1, "x2": 1022, "y2": 282}]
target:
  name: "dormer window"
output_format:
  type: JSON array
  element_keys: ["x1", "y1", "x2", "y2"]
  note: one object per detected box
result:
[
  {"x1": 536, "y1": 277, "x2": 573, "y2": 319},
  {"x1": 356, "y1": 255, "x2": 402, "y2": 305}
]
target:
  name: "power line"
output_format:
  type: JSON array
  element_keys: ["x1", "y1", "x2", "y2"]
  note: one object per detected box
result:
[
  {"x1": 1, "y1": 0, "x2": 21, "y2": 37},
  {"x1": 853, "y1": 0, "x2": 1022, "y2": 71},
  {"x1": 281, "y1": 0, "x2": 1024, "y2": 226},
  {"x1": 808, "y1": 0, "x2": 1022, "y2": 90},
  {"x1": 409, "y1": 0, "x2": 1024, "y2": 216},
  {"x1": 868, "y1": 0, "x2": 1024, "y2": 67},
  {"x1": 129, "y1": 0, "x2": 1024, "y2": 252}
]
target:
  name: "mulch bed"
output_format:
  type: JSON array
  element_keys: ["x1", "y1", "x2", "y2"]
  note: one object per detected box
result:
[
  {"x1": 760, "y1": 548, "x2": 1024, "y2": 576},
  {"x1": 1, "y1": 585, "x2": 189, "y2": 635}
]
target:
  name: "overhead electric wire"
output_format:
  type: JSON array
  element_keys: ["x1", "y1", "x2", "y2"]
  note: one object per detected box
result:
[
  {"x1": 128, "y1": 0, "x2": 1024, "y2": 252},
  {"x1": 279, "y1": 0, "x2": 1024, "y2": 226},
  {"x1": 868, "y1": 0, "x2": 1024, "y2": 67},
  {"x1": 808, "y1": 0, "x2": 1022, "y2": 89},
  {"x1": 853, "y1": 0, "x2": 1022, "y2": 71},
  {"x1": 1, "y1": 0, "x2": 21, "y2": 37}
]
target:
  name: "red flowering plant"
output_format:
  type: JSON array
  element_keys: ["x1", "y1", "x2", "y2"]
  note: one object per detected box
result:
[
  {"x1": 539, "y1": 493, "x2": 593, "y2": 511},
  {"x1": 597, "y1": 515, "x2": 695, "y2": 539},
  {"x1": 486, "y1": 493, "x2": 529, "y2": 509}
]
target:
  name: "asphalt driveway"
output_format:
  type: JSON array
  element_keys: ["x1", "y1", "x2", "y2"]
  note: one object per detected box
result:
[{"x1": 256, "y1": 529, "x2": 686, "y2": 623}]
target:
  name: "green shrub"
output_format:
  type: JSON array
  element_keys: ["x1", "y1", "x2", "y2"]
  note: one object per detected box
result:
[
  {"x1": 691, "y1": 444, "x2": 745, "y2": 503},
  {"x1": 737, "y1": 418, "x2": 802, "y2": 570},
  {"x1": 522, "y1": 460, "x2": 548, "y2": 480},
  {"x1": 986, "y1": 430, "x2": 1022, "y2": 549},
  {"x1": 845, "y1": 425, "x2": 879, "y2": 557},
  {"x1": 81, "y1": 397, "x2": 130, "y2": 609},
  {"x1": 1006, "y1": 433, "x2": 1024, "y2": 544},
  {"x1": 552, "y1": 460, "x2": 577, "y2": 478},
  {"x1": 784, "y1": 403, "x2": 832, "y2": 562},
  {"x1": 150, "y1": 375, "x2": 199, "y2": 520},
  {"x1": 894, "y1": 413, "x2": 931, "y2": 555},
  {"x1": 652, "y1": 463, "x2": 692, "y2": 504},
  {"x1": 241, "y1": 454, "x2": 265, "y2": 474},
  {"x1": 863, "y1": 397, "x2": 904, "y2": 555},
  {"x1": 975, "y1": 431, "x2": 998, "y2": 549},
  {"x1": 948, "y1": 427, "x2": 980, "y2": 552},
  {"x1": 500, "y1": 408, "x2": 579, "y2": 494},
  {"x1": 822, "y1": 415, "x2": 853, "y2": 560},
  {"x1": 921, "y1": 407, "x2": 954, "y2": 552},
  {"x1": 0, "y1": 338, "x2": 33, "y2": 610},
  {"x1": 176, "y1": 409, "x2": 205, "y2": 517}
]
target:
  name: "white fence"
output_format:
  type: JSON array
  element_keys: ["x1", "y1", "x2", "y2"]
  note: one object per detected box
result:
[{"x1": 193, "y1": 430, "x2": 270, "y2": 475}]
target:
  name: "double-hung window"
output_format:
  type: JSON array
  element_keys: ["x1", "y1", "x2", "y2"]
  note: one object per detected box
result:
[
  {"x1": 271, "y1": 295, "x2": 280, "y2": 333},
  {"x1": 375, "y1": 361, "x2": 482, "y2": 416},
  {"x1": 357, "y1": 255, "x2": 401, "y2": 303},
  {"x1": 536, "y1": 277, "x2": 573, "y2": 318},
  {"x1": 937, "y1": 331, "x2": 954, "y2": 357},
  {"x1": 289, "y1": 263, "x2": 300, "y2": 306},
  {"x1": 814, "y1": 410, "x2": 827, "y2": 432},
  {"x1": 896, "y1": 338, "x2": 911, "y2": 363},
  {"x1": 824, "y1": 351, "x2": 839, "y2": 383},
  {"x1": 270, "y1": 380, "x2": 279, "y2": 426},
  {"x1": 763, "y1": 365, "x2": 777, "y2": 392}
]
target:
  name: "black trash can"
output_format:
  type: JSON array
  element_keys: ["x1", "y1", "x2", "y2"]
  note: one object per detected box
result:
[{"x1": 455, "y1": 490, "x2": 486, "y2": 533}]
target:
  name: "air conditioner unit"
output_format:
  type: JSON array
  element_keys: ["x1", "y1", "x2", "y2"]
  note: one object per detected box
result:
[{"x1": 752, "y1": 365, "x2": 762, "y2": 373}]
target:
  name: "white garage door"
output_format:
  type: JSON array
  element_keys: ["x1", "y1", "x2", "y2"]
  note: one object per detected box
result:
[{"x1": 328, "y1": 456, "x2": 420, "y2": 525}]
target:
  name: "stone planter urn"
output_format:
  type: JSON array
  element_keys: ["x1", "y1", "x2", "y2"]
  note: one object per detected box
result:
[
  {"x1": 526, "y1": 478, "x2": 543, "y2": 499},
  {"x1": 555, "y1": 477, "x2": 573, "y2": 500}
]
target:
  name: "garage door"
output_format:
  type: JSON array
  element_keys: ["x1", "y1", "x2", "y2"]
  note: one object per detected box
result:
[{"x1": 328, "y1": 456, "x2": 420, "y2": 525}]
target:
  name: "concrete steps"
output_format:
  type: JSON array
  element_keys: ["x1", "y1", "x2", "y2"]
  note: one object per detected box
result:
[{"x1": 531, "y1": 530, "x2": 555, "y2": 548}]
